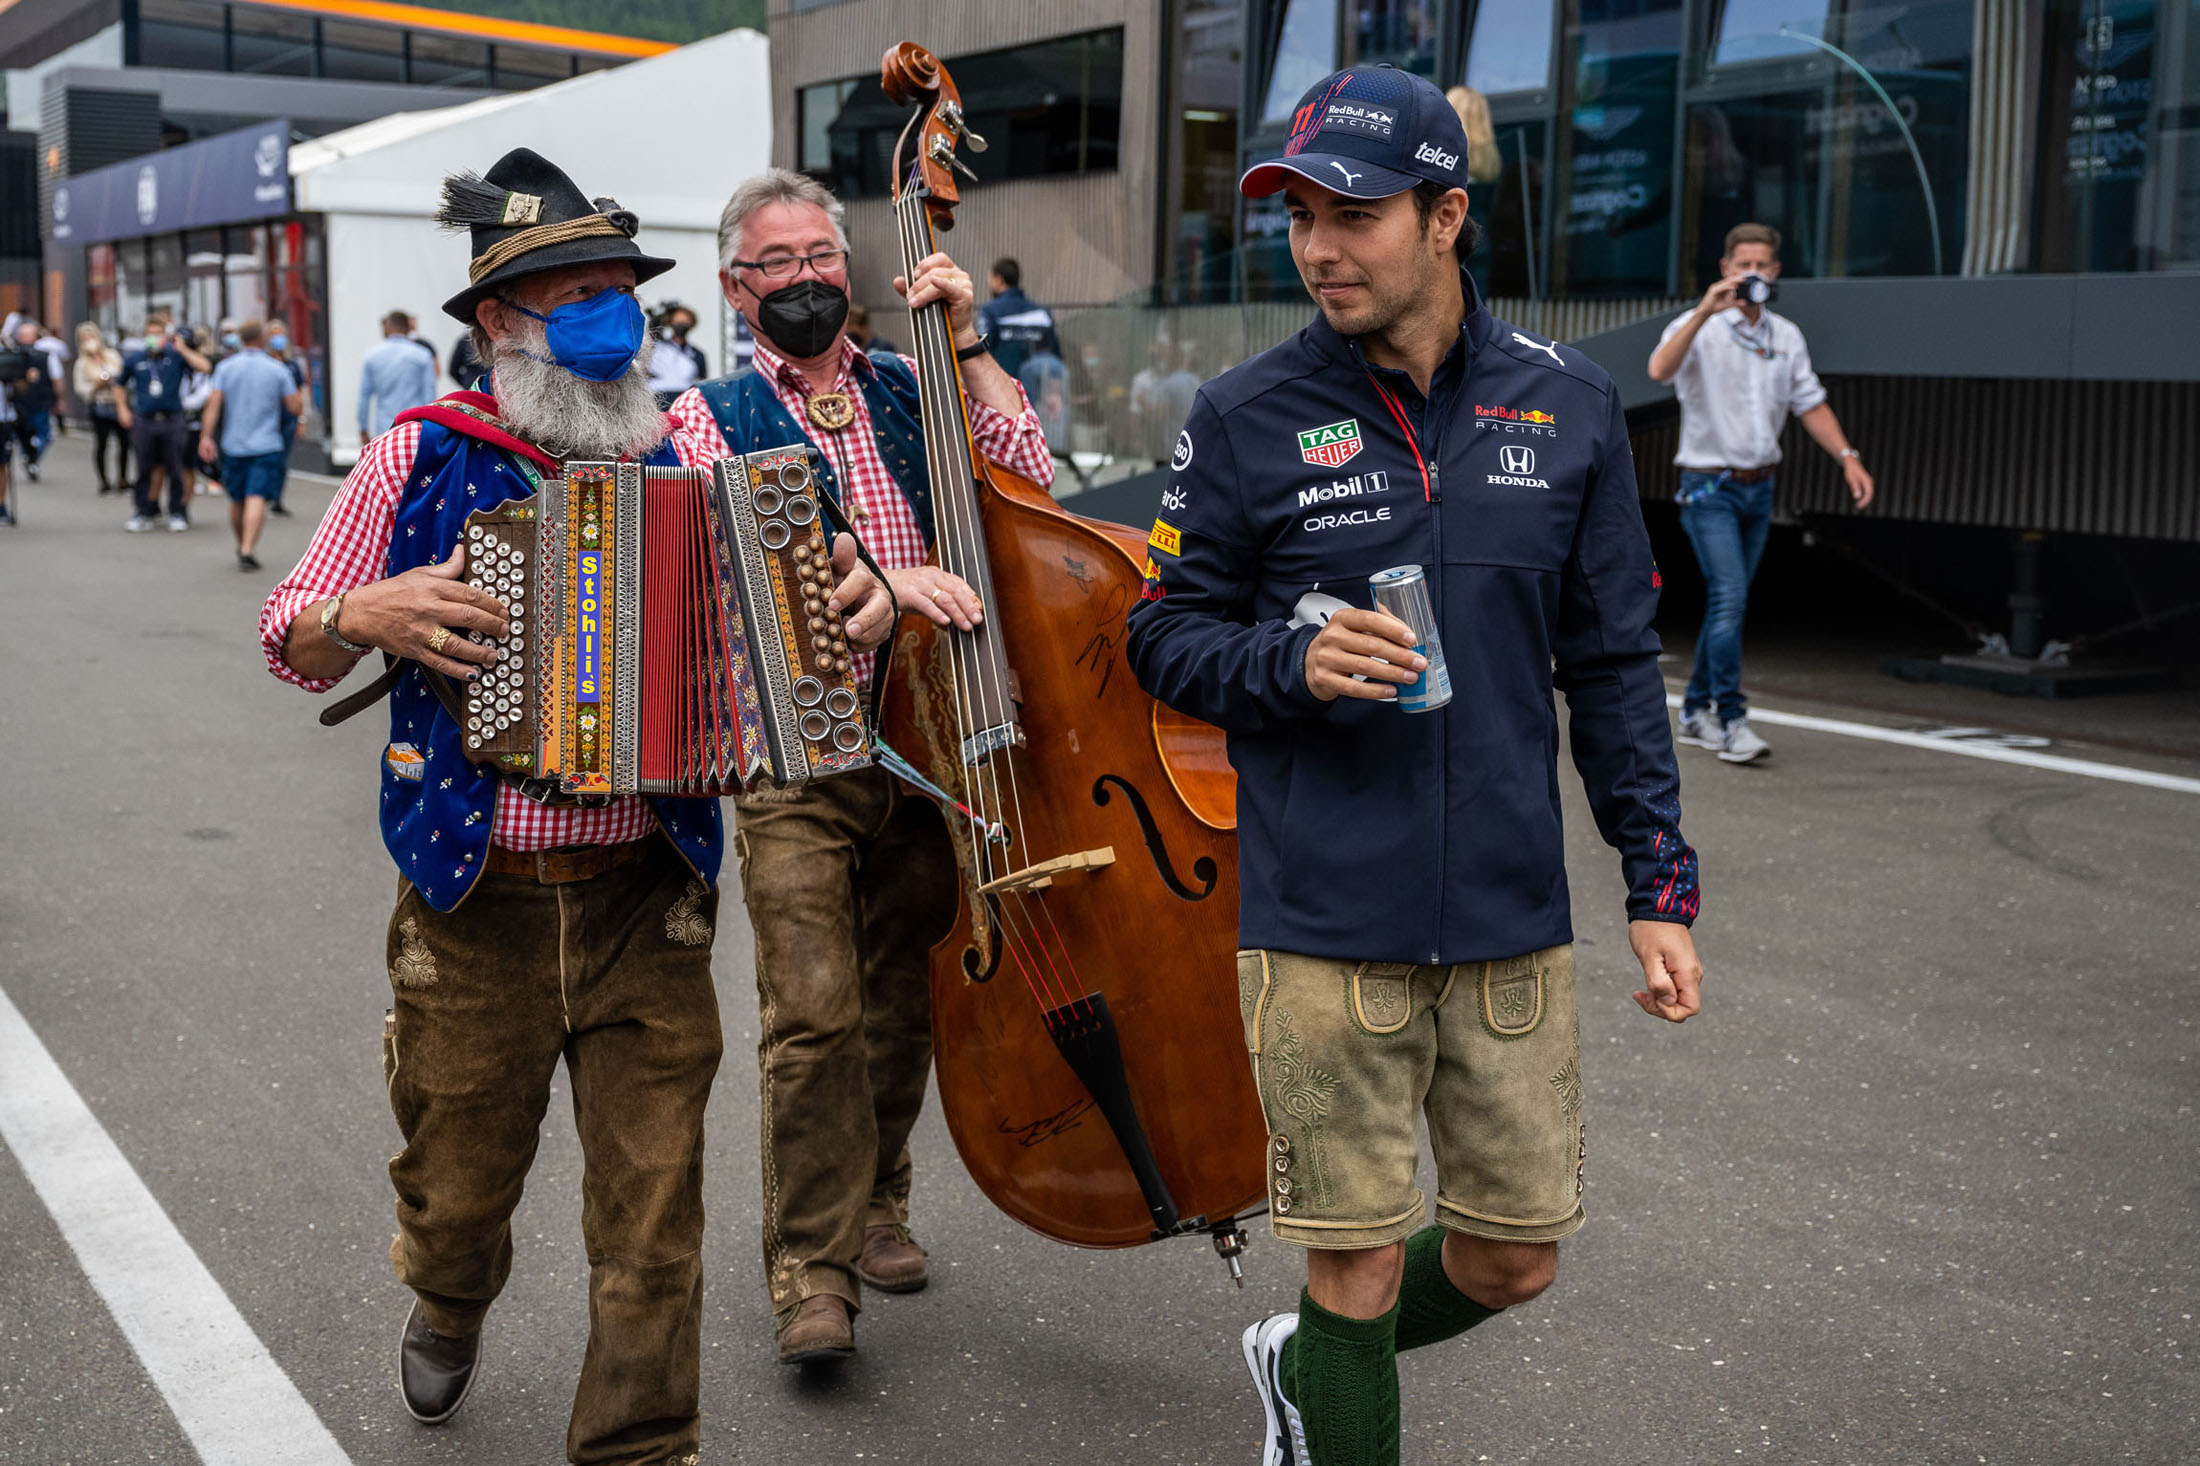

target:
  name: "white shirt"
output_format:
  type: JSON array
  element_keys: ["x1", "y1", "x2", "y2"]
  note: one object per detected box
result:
[{"x1": 1660, "y1": 306, "x2": 1827, "y2": 470}]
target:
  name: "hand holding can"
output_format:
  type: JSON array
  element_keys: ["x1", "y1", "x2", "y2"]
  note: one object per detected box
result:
[{"x1": 1368, "y1": 565, "x2": 1452, "y2": 713}]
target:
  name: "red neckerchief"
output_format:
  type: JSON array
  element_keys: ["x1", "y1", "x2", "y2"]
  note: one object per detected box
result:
[{"x1": 391, "y1": 391, "x2": 680, "y2": 476}]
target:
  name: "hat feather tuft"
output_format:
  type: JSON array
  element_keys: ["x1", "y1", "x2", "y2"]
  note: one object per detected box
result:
[{"x1": 438, "y1": 172, "x2": 527, "y2": 232}]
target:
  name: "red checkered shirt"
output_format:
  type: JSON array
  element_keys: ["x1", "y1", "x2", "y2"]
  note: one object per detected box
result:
[
  {"x1": 259, "y1": 418, "x2": 667, "y2": 851},
  {"x1": 666, "y1": 336, "x2": 1055, "y2": 687}
]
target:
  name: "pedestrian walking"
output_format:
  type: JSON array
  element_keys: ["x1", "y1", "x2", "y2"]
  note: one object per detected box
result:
[
  {"x1": 358, "y1": 309, "x2": 438, "y2": 446},
  {"x1": 1646, "y1": 222, "x2": 1875, "y2": 764},
  {"x1": 977, "y1": 257, "x2": 1062, "y2": 383},
  {"x1": 264, "y1": 316, "x2": 307, "y2": 516},
  {"x1": 1126, "y1": 65, "x2": 1704, "y2": 1466},
  {"x1": 33, "y1": 323, "x2": 72, "y2": 439},
  {"x1": 2, "y1": 321, "x2": 55, "y2": 481},
  {"x1": 73, "y1": 324, "x2": 134, "y2": 494},
  {"x1": 0, "y1": 367, "x2": 15, "y2": 526},
  {"x1": 122, "y1": 318, "x2": 212, "y2": 533},
  {"x1": 199, "y1": 320, "x2": 303, "y2": 571},
  {"x1": 182, "y1": 325, "x2": 221, "y2": 501}
]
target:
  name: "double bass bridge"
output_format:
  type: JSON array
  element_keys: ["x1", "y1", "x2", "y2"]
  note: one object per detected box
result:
[{"x1": 976, "y1": 845, "x2": 1115, "y2": 897}]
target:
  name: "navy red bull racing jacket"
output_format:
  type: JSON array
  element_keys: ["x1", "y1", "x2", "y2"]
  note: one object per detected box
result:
[{"x1": 1124, "y1": 277, "x2": 1700, "y2": 965}]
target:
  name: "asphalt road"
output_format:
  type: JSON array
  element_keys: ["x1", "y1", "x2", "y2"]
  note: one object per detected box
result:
[{"x1": 1, "y1": 435, "x2": 2194, "y2": 1465}]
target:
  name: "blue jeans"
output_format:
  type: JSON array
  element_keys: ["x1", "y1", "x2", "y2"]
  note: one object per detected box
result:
[{"x1": 1677, "y1": 470, "x2": 1775, "y2": 724}]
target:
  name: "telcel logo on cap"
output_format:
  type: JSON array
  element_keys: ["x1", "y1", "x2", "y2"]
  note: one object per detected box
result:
[{"x1": 1415, "y1": 142, "x2": 1460, "y2": 172}]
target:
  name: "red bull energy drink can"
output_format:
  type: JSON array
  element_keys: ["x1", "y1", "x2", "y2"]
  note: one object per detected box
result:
[{"x1": 1368, "y1": 565, "x2": 1451, "y2": 713}]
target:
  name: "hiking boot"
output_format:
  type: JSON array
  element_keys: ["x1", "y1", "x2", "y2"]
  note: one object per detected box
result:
[
  {"x1": 777, "y1": 1294, "x2": 855, "y2": 1364},
  {"x1": 856, "y1": 1224, "x2": 929, "y2": 1293}
]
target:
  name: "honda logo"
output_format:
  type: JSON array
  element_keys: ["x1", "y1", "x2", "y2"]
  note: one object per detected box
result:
[{"x1": 1499, "y1": 445, "x2": 1536, "y2": 475}]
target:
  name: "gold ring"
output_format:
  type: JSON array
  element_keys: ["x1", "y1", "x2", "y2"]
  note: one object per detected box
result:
[{"x1": 426, "y1": 627, "x2": 452, "y2": 655}]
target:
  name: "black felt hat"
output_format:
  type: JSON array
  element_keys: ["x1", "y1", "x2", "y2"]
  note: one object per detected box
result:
[{"x1": 437, "y1": 147, "x2": 675, "y2": 324}]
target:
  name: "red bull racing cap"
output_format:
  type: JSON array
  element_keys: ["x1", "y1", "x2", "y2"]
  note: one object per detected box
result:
[{"x1": 1239, "y1": 66, "x2": 1472, "y2": 201}]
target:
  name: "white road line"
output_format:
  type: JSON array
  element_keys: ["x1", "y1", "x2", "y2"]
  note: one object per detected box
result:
[
  {"x1": 1666, "y1": 693, "x2": 2200, "y2": 795},
  {"x1": 0, "y1": 985, "x2": 353, "y2": 1466}
]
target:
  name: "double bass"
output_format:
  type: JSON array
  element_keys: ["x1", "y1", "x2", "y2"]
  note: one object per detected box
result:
[{"x1": 875, "y1": 41, "x2": 1269, "y2": 1275}]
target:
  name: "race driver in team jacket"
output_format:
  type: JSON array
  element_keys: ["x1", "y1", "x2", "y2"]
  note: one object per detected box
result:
[{"x1": 1124, "y1": 66, "x2": 1704, "y2": 1466}]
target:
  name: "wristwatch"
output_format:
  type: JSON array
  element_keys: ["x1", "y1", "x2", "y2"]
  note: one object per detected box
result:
[
  {"x1": 954, "y1": 331, "x2": 993, "y2": 362},
  {"x1": 320, "y1": 593, "x2": 370, "y2": 655},
  {"x1": 1838, "y1": 447, "x2": 1862, "y2": 461}
]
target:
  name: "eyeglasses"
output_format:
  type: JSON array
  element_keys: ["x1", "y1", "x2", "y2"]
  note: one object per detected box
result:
[{"x1": 732, "y1": 248, "x2": 849, "y2": 281}]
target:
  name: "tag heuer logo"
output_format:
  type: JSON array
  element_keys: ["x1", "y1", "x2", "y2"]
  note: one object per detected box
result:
[{"x1": 1298, "y1": 419, "x2": 1363, "y2": 468}]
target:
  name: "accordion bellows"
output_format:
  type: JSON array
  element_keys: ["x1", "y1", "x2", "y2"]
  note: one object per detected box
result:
[{"x1": 458, "y1": 451, "x2": 872, "y2": 797}]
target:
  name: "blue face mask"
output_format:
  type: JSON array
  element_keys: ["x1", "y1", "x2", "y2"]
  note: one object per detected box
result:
[
  {"x1": 510, "y1": 287, "x2": 645, "y2": 383},
  {"x1": 222, "y1": 332, "x2": 241, "y2": 349},
  {"x1": 268, "y1": 333, "x2": 288, "y2": 352}
]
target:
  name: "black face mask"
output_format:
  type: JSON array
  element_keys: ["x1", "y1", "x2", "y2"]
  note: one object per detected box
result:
[{"x1": 754, "y1": 279, "x2": 849, "y2": 359}]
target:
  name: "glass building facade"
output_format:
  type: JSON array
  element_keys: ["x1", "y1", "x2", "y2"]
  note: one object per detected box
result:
[{"x1": 1213, "y1": 0, "x2": 2200, "y2": 302}]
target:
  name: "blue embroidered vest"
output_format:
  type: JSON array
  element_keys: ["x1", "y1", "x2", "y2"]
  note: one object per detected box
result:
[
  {"x1": 380, "y1": 423, "x2": 723, "y2": 911},
  {"x1": 693, "y1": 352, "x2": 935, "y2": 547}
]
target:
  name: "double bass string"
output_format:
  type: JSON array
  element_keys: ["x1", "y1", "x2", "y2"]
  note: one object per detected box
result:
[
  {"x1": 893, "y1": 181, "x2": 1066, "y2": 1013},
  {"x1": 896, "y1": 159, "x2": 1098, "y2": 1027}
]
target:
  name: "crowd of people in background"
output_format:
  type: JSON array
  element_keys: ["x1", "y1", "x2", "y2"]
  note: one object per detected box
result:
[{"x1": 0, "y1": 305, "x2": 320, "y2": 544}]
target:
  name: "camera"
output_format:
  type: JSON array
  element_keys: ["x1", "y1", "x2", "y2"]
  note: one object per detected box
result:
[{"x1": 1739, "y1": 273, "x2": 1778, "y2": 305}]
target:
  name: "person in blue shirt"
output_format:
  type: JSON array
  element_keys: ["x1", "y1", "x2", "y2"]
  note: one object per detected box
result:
[
  {"x1": 358, "y1": 309, "x2": 439, "y2": 447},
  {"x1": 976, "y1": 257, "x2": 1062, "y2": 383},
  {"x1": 1124, "y1": 67, "x2": 1705, "y2": 1466},
  {"x1": 198, "y1": 319, "x2": 304, "y2": 571},
  {"x1": 121, "y1": 316, "x2": 212, "y2": 533}
]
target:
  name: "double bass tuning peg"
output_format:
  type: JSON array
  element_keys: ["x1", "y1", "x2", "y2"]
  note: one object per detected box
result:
[
  {"x1": 940, "y1": 100, "x2": 989, "y2": 152},
  {"x1": 927, "y1": 134, "x2": 981, "y2": 183}
]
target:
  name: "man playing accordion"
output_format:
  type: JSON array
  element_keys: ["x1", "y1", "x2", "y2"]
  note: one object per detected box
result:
[{"x1": 258, "y1": 147, "x2": 894, "y2": 1464}]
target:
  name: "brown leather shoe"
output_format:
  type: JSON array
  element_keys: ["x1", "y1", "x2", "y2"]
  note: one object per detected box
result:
[
  {"x1": 776, "y1": 1294, "x2": 855, "y2": 1364},
  {"x1": 856, "y1": 1224, "x2": 930, "y2": 1293}
]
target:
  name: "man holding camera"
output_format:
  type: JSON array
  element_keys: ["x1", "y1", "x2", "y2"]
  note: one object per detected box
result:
[{"x1": 1646, "y1": 222, "x2": 1873, "y2": 764}]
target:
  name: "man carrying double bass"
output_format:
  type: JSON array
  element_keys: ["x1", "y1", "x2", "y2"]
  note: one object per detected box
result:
[{"x1": 668, "y1": 167, "x2": 1056, "y2": 1363}]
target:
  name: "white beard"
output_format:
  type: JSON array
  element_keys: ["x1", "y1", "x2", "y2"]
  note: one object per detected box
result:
[{"x1": 490, "y1": 319, "x2": 668, "y2": 461}]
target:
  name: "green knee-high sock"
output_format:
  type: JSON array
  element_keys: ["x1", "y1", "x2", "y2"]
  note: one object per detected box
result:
[
  {"x1": 1283, "y1": 1289, "x2": 1400, "y2": 1466},
  {"x1": 1394, "y1": 1224, "x2": 1500, "y2": 1352}
]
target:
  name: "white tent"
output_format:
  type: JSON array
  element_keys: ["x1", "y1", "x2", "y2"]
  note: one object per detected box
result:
[{"x1": 290, "y1": 28, "x2": 769, "y2": 468}]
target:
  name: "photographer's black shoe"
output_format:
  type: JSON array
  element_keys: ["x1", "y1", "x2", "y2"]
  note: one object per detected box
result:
[{"x1": 398, "y1": 1301, "x2": 481, "y2": 1425}]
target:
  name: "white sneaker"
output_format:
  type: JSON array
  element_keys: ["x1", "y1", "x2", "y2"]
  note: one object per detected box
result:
[
  {"x1": 167, "y1": 514, "x2": 189, "y2": 533},
  {"x1": 1719, "y1": 717, "x2": 1771, "y2": 763},
  {"x1": 1677, "y1": 709, "x2": 1725, "y2": 749},
  {"x1": 124, "y1": 515, "x2": 154, "y2": 533},
  {"x1": 1241, "y1": 1313, "x2": 1311, "y2": 1466}
]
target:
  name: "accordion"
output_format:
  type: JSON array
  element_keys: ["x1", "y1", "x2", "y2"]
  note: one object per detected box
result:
[{"x1": 455, "y1": 449, "x2": 872, "y2": 798}]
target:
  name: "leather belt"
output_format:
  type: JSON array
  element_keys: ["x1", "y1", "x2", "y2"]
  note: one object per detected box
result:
[
  {"x1": 484, "y1": 837, "x2": 655, "y2": 885},
  {"x1": 1716, "y1": 465, "x2": 1775, "y2": 484}
]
